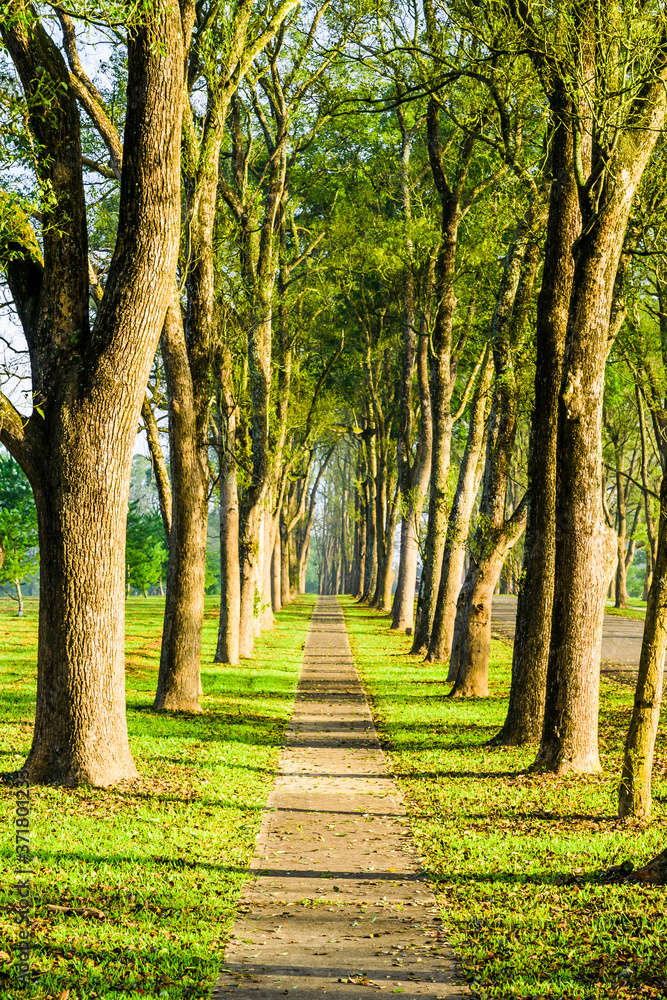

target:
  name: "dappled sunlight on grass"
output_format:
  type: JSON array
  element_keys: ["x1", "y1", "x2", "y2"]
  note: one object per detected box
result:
[
  {"x1": 342, "y1": 596, "x2": 667, "y2": 1000},
  {"x1": 0, "y1": 595, "x2": 314, "y2": 999}
]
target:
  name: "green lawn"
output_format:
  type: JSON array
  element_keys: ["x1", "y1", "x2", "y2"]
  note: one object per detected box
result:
[
  {"x1": 0, "y1": 595, "x2": 314, "y2": 999},
  {"x1": 603, "y1": 598, "x2": 647, "y2": 621},
  {"x1": 342, "y1": 597, "x2": 667, "y2": 1000}
]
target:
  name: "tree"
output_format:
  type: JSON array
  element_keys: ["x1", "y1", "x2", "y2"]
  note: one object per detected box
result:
[
  {"x1": 0, "y1": 1, "x2": 185, "y2": 785},
  {"x1": 527, "y1": 1, "x2": 667, "y2": 774},
  {"x1": 446, "y1": 192, "x2": 541, "y2": 696},
  {"x1": 153, "y1": 0, "x2": 302, "y2": 707}
]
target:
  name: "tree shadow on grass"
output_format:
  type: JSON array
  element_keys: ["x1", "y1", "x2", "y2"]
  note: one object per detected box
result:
[
  {"x1": 378, "y1": 740, "x2": 516, "y2": 754},
  {"x1": 127, "y1": 710, "x2": 291, "y2": 746},
  {"x1": 33, "y1": 848, "x2": 249, "y2": 873},
  {"x1": 430, "y1": 869, "x2": 635, "y2": 888},
  {"x1": 397, "y1": 769, "x2": 526, "y2": 780}
]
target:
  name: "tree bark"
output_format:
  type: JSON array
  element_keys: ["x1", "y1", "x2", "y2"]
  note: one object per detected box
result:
[
  {"x1": 153, "y1": 300, "x2": 207, "y2": 712},
  {"x1": 271, "y1": 516, "x2": 282, "y2": 614},
  {"x1": 141, "y1": 395, "x2": 172, "y2": 543},
  {"x1": 393, "y1": 307, "x2": 433, "y2": 630},
  {"x1": 534, "y1": 143, "x2": 665, "y2": 774},
  {"x1": 238, "y1": 303, "x2": 273, "y2": 655},
  {"x1": 618, "y1": 473, "x2": 667, "y2": 818},
  {"x1": 280, "y1": 514, "x2": 292, "y2": 605},
  {"x1": 427, "y1": 348, "x2": 492, "y2": 664},
  {"x1": 613, "y1": 446, "x2": 629, "y2": 609},
  {"x1": 448, "y1": 200, "x2": 541, "y2": 697},
  {"x1": 411, "y1": 99, "x2": 466, "y2": 653},
  {"x1": 380, "y1": 479, "x2": 400, "y2": 611},
  {"x1": 449, "y1": 516, "x2": 526, "y2": 698},
  {"x1": 494, "y1": 91, "x2": 581, "y2": 746},
  {"x1": 632, "y1": 847, "x2": 667, "y2": 884},
  {"x1": 215, "y1": 370, "x2": 240, "y2": 665}
]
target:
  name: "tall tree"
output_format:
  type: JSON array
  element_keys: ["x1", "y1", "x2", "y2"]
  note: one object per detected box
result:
[
  {"x1": 530, "y1": 2, "x2": 667, "y2": 774},
  {"x1": 0, "y1": 0, "x2": 185, "y2": 785}
]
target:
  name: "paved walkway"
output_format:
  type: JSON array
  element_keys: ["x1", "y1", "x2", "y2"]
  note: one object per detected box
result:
[
  {"x1": 492, "y1": 595, "x2": 666, "y2": 685},
  {"x1": 213, "y1": 597, "x2": 469, "y2": 1000}
]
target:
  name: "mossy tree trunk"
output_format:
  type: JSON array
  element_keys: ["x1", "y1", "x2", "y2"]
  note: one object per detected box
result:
[
  {"x1": 494, "y1": 92, "x2": 579, "y2": 745},
  {"x1": 448, "y1": 198, "x2": 542, "y2": 697},
  {"x1": 427, "y1": 348, "x2": 492, "y2": 665}
]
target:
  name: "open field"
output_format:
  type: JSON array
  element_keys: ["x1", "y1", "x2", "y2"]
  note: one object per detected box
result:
[
  {"x1": 343, "y1": 597, "x2": 667, "y2": 1000},
  {"x1": 0, "y1": 595, "x2": 314, "y2": 999}
]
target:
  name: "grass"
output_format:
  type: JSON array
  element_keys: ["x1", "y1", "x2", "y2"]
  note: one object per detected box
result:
[
  {"x1": 0, "y1": 594, "x2": 314, "y2": 999},
  {"x1": 603, "y1": 598, "x2": 647, "y2": 621},
  {"x1": 342, "y1": 596, "x2": 667, "y2": 1000}
]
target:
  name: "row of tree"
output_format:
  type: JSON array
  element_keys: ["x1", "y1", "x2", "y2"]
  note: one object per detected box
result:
[
  {"x1": 302, "y1": 0, "x2": 667, "y2": 881},
  {"x1": 0, "y1": 0, "x2": 666, "y2": 879}
]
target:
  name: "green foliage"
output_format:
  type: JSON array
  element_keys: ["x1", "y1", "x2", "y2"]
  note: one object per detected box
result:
[
  {"x1": 627, "y1": 548, "x2": 647, "y2": 599},
  {"x1": 0, "y1": 454, "x2": 38, "y2": 601},
  {"x1": 125, "y1": 502, "x2": 167, "y2": 597},
  {"x1": 205, "y1": 550, "x2": 220, "y2": 594}
]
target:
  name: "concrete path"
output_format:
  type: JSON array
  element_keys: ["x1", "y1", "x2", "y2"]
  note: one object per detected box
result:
[
  {"x1": 491, "y1": 595, "x2": 665, "y2": 684},
  {"x1": 213, "y1": 596, "x2": 469, "y2": 1000}
]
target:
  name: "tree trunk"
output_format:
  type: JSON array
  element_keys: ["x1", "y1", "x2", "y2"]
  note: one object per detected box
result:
[
  {"x1": 215, "y1": 385, "x2": 240, "y2": 665},
  {"x1": 392, "y1": 311, "x2": 433, "y2": 631},
  {"x1": 411, "y1": 237, "x2": 459, "y2": 653},
  {"x1": 261, "y1": 503, "x2": 275, "y2": 628},
  {"x1": 363, "y1": 437, "x2": 378, "y2": 600},
  {"x1": 354, "y1": 488, "x2": 367, "y2": 599},
  {"x1": 272, "y1": 529, "x2": 282, "y2": 614},
  {"x1": 494, "y1": 91, "x2": 580, "y2": 746},
  {"x1": 392, "y1": 109, "x2": 420, "y2": 627},
  {"x1": 29, "y1": 445, "x2": 140, "y2": 785},
  {"x1": 238, "y1": 295, "x2": 273, "y2": 653},
  {"x1": 427, "y1": 348, "x2": 492, "y2": 663},
  {"x1": 618, "y1": 474, "x2": 667, "y2": 818},
  {"x1": 615, "y1": 458, "x2": 629, "y2": 608},
  {"x1": 141, "y1": 395, "x2": 172, "y2": 543},
  {"x1": 637, "y1": 384, "x2": 657, "y2": 600},
  {"x1": 153, "y1": 301, "x2": 206, "y2": 713},
  {"x1": 412, "y1": 99, "x2": 476, "y2": 654},
  {"x1": 15, "y1": 578, "x2": 24, "y2": 617},
  {"x1": 448, "y1": 190, "x2": 542, "y2": 695},
  {"x1": 632, "y1": 847, "x2": 667, "y2": 885},
  {"x1": 529, "y1": 8, "x2": 667, "y2": 775},
  {"x1": 410, "y1": 194, "x2": 456, "y2": 652},
  {"x1": 450, "y1": 524, "x2": 525, "y2": 698},
  {"x1": 380, "y1": 485, "x2": 399, "y2": 611},
  {"x1": 280, "y1": 516, "x2": 291, "y2": 605},
  {"x1": 534, "y1": 238, "x2": 646, "y2": 774}
]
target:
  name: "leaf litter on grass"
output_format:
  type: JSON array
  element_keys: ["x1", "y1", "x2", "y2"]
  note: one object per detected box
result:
[
  {"x1": 341, "y1": 597, "x2": 667, "y2": 1000},
  {"x1": 0, "y1": 594, "x2": 315, "y2": 1000}
]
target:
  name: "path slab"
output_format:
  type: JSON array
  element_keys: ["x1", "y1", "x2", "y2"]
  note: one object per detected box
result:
[{"x1": 212, "y1": 597, "x2": 469, "y2": 1000}]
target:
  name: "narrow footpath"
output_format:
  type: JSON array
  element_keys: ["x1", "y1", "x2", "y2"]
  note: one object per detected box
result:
[{"x1": 213, "y1": 596, "x2": 469, "y2": 1000}]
